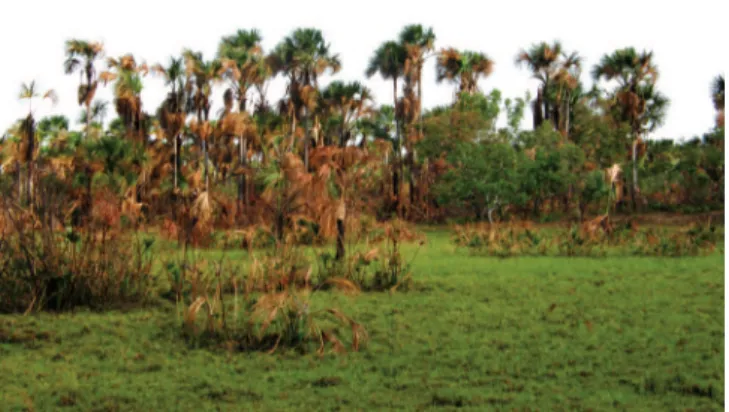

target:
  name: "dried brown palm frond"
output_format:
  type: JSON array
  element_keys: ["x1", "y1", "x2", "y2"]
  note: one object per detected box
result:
[
  {"x1": 218, "y1": 112, "x2": 249, "y2": 137},
  {"x1": 99, "y1": 71, "x2": 117, "y2": 85},
  {"x1": 189, "y1": 120, "x2": 213, "y2": 142},
  {"x1": 191, "y1": 191, "x2": 214, "y2": 227},
  {"x1": 606, "y1": 163, "x2": 622, "y2": 185}
]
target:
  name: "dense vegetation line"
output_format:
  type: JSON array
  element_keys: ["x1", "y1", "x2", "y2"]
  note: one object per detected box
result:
[{"x1": 0, "y1": 26, "x2": 723, "y2": 232}]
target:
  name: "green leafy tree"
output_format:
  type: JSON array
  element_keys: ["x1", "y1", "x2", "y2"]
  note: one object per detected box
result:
[{"x1": 435, "y1": 141, "x2": 520, "y2": 222}]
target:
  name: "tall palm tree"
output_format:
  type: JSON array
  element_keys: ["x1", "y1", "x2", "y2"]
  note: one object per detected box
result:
[
  {"x1": 18, "y1": 81, "x2": 58, "y2": 206},
  {"x1": 397, "y1": 25, "x2": 435, "y2": 211},
  {"x1": 183, "y1": 50, "x2": 222, "y2": 123},
  {"x1": 549, "y1": 51, "x2": 582, "y2": 136},
  {"x1": 218, "y1": 29, "x2": 268, "y2": 205},
  {"x1": 436, "y1": 48, "x2": 494, "y2": 98},
  {"x1": 77, "y1": 100, "x2": 108, "y2": 130},
  {"x1": 320, "y1": 81, "x2": 374, "y2": 147},
  {"x1": 101, "y1": 54, "x2": 148, "y2": 143},
  {"x1": 398, "y1": 24, "x2": 436, "y2": 136},
  {"x1": 183, "y1": 50, "x2": 223, "y2": 190},
  {"x1": 153, "y1": 57, "x2": 187, "y2": 190},
  {"x1": 712, "y1": 74, "x2": 724, "y2": 129},
  {"x1": 271, "y1": 28, "x2": 341, "y2": 169},
  {"x1": 592, "y1": 47, "x2": 668, "y2": 211},
  {"x1": 64, "y1": 39, "x2": 104, "y2": 137},
  {"x1": 218, "y1": 29, "x2": 264, "y2": 113},
  {"x1": 366, "y1": 41, "x2": 406, "y2": 213},
  {"x1": 515, "y1": 41, "x2": 563, "y2": 128}
]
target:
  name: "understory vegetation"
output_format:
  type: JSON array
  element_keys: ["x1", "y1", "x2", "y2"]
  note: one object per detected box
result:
[{"x1": 0, "y1": 229, "x2": 724, "y2": 410}]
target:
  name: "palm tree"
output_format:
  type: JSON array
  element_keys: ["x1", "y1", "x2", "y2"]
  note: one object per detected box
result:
[
  {"x1": 515, "y1": 41, "x2": 563, "y2": 128},
  {"x1": 218, "y1": 29, "x2": 264, "y2": 113},
  {"x1": 153, "y1": 57, "x2": 187, "y2": 190},
  {"x1": 218, "y1": 30, "x2": 268, "y2": 205},
  {"x1": 592, "y1": 47, "x2": 669, "y2": 211},
  {"x1": 399, "y1": 24, "x2": 436, "y2": 135},
  {"x1": 320, "y1": 81, "x2": 374, "y2": 147},
  {"x1": 77, "y1": 100, "x2": 108, "y2": 130},
  {"x1": 366, "y1": 41, "x2": 406, "y2": 213},
  {"x1": 183, "y1": 50, "x2": 223, "y2": 191},
  {"x1": 101, "y1": 54, "x2": 148, "y2": 143},
  {"x1": 183, "y1": 50, "x2": 222, "y2": 123},
  {"x1": 549, "y1": 51, "x2": 582, "y2": 136},
  {"x1": 18, "y1": 81, "x2": 58, "y2": 206},
  {"x1": 712, "y1": 74, "x2": 724, "y2": 129},
  {"x1": 436, "y1": 48, "x2": 494, "y2": 98},
  {"x1": 397, "y1": 25, "x2": 435, "y2": 210},
  {"x1": 64, "y1": 39, "x2": 104, "y2": 137},
  {"x1": 271, "y1": 28, "x2": 341, "y2": 169}
]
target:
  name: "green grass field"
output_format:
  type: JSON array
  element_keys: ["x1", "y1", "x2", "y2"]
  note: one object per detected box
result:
[{"x1": 0, "y1": 229, "x2": 724, "y2": 411}]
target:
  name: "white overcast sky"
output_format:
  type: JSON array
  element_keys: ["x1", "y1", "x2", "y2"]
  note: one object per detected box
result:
[{"x1": 0, "y1": 0, "x2": 726, "y2": 140}]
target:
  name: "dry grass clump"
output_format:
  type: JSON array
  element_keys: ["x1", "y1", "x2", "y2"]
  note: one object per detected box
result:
[
  {"x1": 0, "y1": 197, "x2": 155, "y2": 313},
  {"x1": 452, "y1": 216, "x2": 722, "y2": 258}
]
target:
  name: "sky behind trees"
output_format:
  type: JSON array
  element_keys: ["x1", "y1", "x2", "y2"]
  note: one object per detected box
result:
[{"x1": 0, "y1": 0, "x2": 725, "y2": 139}]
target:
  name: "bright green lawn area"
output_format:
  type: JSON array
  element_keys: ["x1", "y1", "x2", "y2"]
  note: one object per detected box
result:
[{"x1": 0, "y1": 229, "x2": 724, "y2": 411}]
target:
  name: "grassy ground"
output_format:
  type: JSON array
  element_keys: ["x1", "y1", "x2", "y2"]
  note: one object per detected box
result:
[{"x1": 0, "y1": 228, "x2": 724, "y2": 411}]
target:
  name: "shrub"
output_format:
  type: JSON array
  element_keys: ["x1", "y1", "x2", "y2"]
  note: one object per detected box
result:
[{"x1": 0, "y1": 200, "x2": 155, "y2": 313}]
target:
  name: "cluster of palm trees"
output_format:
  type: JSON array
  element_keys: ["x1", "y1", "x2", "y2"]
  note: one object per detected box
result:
[{"x1": 0, "y1": 25, "x2": 724, "y2": 234}]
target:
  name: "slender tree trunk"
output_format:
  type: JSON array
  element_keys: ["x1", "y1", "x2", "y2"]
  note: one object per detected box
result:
[
  {"x1": 631, "y1": 137, "x2": 639, "y2": 212},
  {"x1": 17, "y1": 162, "x2": 22, "y2": 204},
  {"x1": 26, "y1": 116, "x2": 35, "y2": 209},
  {"x1": 238, "y1": 136, "x2": 248, "y2": 206},
  {"x1": 564, "y1": 96, "x2": 571, "y2": 137},
  {"x1": 335, "y1": 201, "x2": 346, "y2": 260},
  {"x1": 393, "y1": 77, "x2": 401, "y2": 215},
  {"x1": 290, "y1": 110, "x2": 297, "y2": 153},
  {"x1": 533, "y1": 89, "x2": 544, "y2": 129},
  {"x1": 86, "y1": 102, "x2": 92, "y2": 139},
  {"x1": 303, "y1": 107, "x2": 309, "y2": 170},
  {"x1": 203, "y1": 140, "x2": 209, "y2": 192},
  {"x1": 543, "y1": 78, "x2": 550, "y2": 127},
  {"x1": 173, "y1": 133, "x2": 179, "y2": 190},
  {"x1": 27, "y1": 162, "x2": 33, "y2": 210},
  {"x1": 417, "y1": 67, "x2": 423, "y2": 138}
]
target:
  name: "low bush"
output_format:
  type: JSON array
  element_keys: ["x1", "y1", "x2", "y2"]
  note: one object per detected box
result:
[
  {"x1": 452, "y1": 219, "x2": 722, "y2": 258},
  {"x1": 0, "y1": 199, "x2": 155, "y2": 313}
]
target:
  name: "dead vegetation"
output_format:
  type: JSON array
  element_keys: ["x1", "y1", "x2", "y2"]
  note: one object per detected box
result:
[{"x1": 453, "y1": 216, "x2": 722, "y2": 258}]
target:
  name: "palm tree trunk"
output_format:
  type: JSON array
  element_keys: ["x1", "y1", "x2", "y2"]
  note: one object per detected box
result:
[
  {"x1": 26, "y1": 115, "x2": 35, "y2": 209},
  {"x1": 393, "y1": 77, "x2": 401, "y2": 214},
  {"x1": 238, "y1": 136, "x2": 248, "y2": 206},
  {"x1": 543, "y1": 78, "x2": 550, "y2": 127},
  {"x1": 631, "y1": 138, "x2": 639, "y2": 212},
  {"x1": 417, "y1": 67, "x2": 423, "y2": 138},
  {"x1": 533, "y1": 89, "x2": 544, "y2": 129},
  {"x1": 16, "y1": 160, "x2": 21, "y2": 203},
  {"x1": 86, "y1": 102, "x2": 92, "y2": 139},
  {"x1": 290, "y1": 110, "x2": 297, "y2": 153},
  {"x1": 303, "y1": 107, "x2": 310, "y2": 170},
  {"x1": 564, "y1": 94, "x2": 571, "y2": 137},
  {"x1": 335, "y1": 201, "x2": 345, "y2": 260},
  {"x1": 173, "y1": 133, "x2": 179, "y2": 190},
  {"x1": 27, "y1": 162, "x2": 33, "y2": 209},
  {"x1": 203, "y1": 140, "x2": 209, "y2": 192}
]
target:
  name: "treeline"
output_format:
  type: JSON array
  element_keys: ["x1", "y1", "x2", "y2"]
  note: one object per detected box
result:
[{"x1": 0, "y1": 25, "x2": 724, "y2": 239}]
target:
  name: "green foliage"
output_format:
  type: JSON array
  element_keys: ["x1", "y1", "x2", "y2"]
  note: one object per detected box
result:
[
  {"x1": 580, "y1": 169, "x2": 610, "y2": 211},
  {"x1": 434, "y1": 141, "x2": 520, "y2": 221}
]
